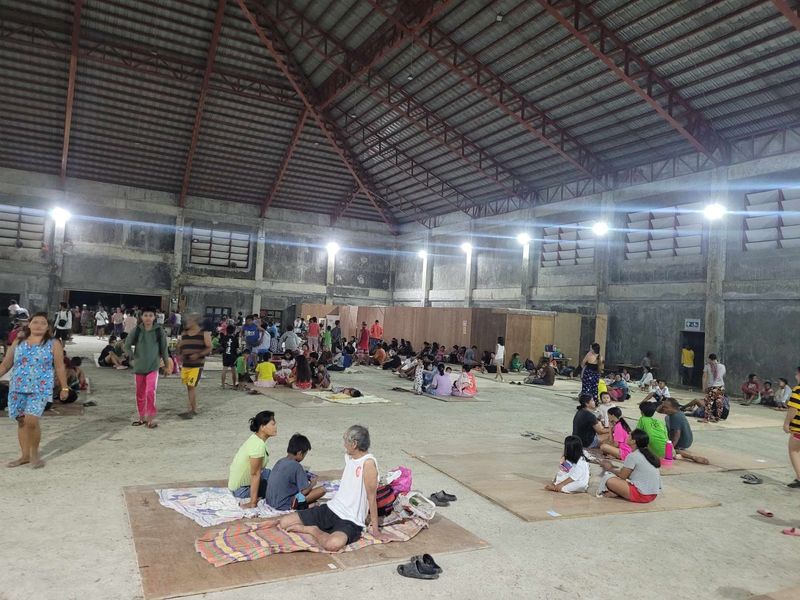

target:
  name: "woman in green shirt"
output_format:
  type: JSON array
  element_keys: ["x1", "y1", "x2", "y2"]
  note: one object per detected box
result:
[
  {"x1": 124, "y1": 307, "x2": 170, "y2": 429},
  {"x1": 229, "y1": 411, "x2": 278, "y2": 508}
]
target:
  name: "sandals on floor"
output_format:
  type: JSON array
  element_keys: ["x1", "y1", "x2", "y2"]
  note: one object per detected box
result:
[
  {"x1": 429, "y1": 492, "x2": 450, "y2": 507},
  {"x1": 131, "y1": 420, "x2": 145, "y2": 426},
  {"x1": 741, "y1": 473, "x2": 763, "y2": 485},
  {"x1": 435, "y1": 490, "x2": 457, "y2": 502},
  {"x1": 397, "y1": 558, "x2": 440, "y2": 579},
  {"x1": 782, "y1": 528, "x2": 800, "y2": 537},
  {"x1": 757, "y1": 508, "x2": 774, "y2": 517},
  {"x1": 521, "y1": 431, "x2": 542, "y2": 440},
  {"x1": 409, "y1": 554, "x2": 442, "y2": 574}
]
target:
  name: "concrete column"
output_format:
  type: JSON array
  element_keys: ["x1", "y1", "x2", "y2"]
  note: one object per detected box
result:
[
  {"x1": 421, "y1": 231, "x2": 432, "y2": 307},
  {"x1": 170, "y1": 209, "x2": 184, "y2": 311},
  {"x1": 594, "y1": 191, "x2": 615, "y2": 317},
  {"x1": 528, "y1": 224, "x2": 543, "y2": 308},
  {"x1": 325, "y1": 248, "x2": 336, "y2": 304},
  {"x1": 463, "y1": 242, "x2": 475, "y2": 308},
  {"x1": 704, "y1": 170, "x2": 729, "y2": 360},
  {"x1": 252, "y1": 220, "x2": 266, "y2": 314},
  {"x1": 519, "y1": 241, "x2": 531, "y2": 309},
  {"x1": 47, "y1": 217, "x2": 67, "y2": 309}
]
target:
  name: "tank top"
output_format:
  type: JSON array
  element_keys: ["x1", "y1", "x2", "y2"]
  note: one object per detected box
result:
[
  {"x1": 327, "y1": 453, "x2": 378, "y2": 527},
  {"x1": 179, "y1": 332, "x2": 207, "y2": 368},
  {"x1": 11, "y1": 339, "x2": 55, "y2": 395}
]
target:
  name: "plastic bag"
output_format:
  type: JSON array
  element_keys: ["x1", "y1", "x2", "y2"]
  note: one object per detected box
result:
[{"x1": 387, "y1": 466, "x2": 412, "y2": 493}]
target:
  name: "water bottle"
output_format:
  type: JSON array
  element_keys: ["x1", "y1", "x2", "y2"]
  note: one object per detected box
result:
[{"x1": 663, "y1": 441, "x2": 674, "y2": 466}]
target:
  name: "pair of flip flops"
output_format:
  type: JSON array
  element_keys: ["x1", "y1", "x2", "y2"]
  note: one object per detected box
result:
[
  {"x1": 741, "y1": 473, "x2": 763, "y2": 485},
  {"x1": 397, "y1": 554, "x2": 442, "y2": 579},
  {"x1": 755, "y1": 510, "x2": 800, "y2": 536},
  {"x1": 429, "y1": 490, "x2": 457, "y2": 506},
  {"x1": 520, "y1": 431, "x2": 542, "y2": 440}
]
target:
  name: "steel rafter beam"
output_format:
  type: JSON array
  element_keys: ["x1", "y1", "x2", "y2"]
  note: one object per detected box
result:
[
  {"x1": 318, "y1": 0, "x2": 453, "y2": 109},
  {"x1": 235, "y1": 0, "x2": 399, "y2": 232},
  {"x1": 179, "y1": 0, "x2": 227, "y2": 208},
  {"x1": 366, "y1": 0, "x2": 609, "y2": 183},
  {"x1": 268, "y1": 1, "x2": 530, "y2": 214},
  {"x1": 60, "y1": 0, "x2": 83, "y2": 181},
  {"x1": 536, "y1": 0, "x2": 729, "y2": 165},
  {"x1": 0, "y1": 10, "x2": 301, "y2": 109},
  {"x1": 773, "y1": 0, "x2": 800, "y2": 29},
  {"x1": 262, "y1": 108, "x2": 307, "y2": 217}
]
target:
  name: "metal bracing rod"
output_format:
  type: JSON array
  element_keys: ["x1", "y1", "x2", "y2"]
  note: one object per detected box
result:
[
  {"x1": 772, "y1": 0, "x2": 800, "y2": 30},
  {"x1": 535, "y1": 0, "x2": 729, "y2": 165},
  {"x1": 235, "y1": 0, "x2": 399, "y2": 232},
  {"x1": 179, "y1": 0, "x2": 227, "y2": 208},
  {"x1": 60, "y1": 0, "x2": 83, "y2": 181},
  {"x1": 261, "y1": 108, "x2": 308, "y2": 217}
]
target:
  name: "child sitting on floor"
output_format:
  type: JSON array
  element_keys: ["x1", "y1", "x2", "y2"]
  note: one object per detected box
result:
[
  {"x1": 636, "y1": 400, "x2": 669, "y2": 458},
  {"x1": 599, "y1": 407, "x2": 632, "y2": 459},
  {"x1": 545, "y1": 435, "x2": 590, "y2": 494},
  {"x1": 597, "y1": 429, "x2": 662, "y2": 503},
  {"x1": 254, "y1": 352, "x2": 276, "y2": 388},
  {"x1": 596, "y1": 391, "x2": 616, "y2": 428},
  {"x1": 292, "y1": 355, "x2": 313, "y2": 390},
  {"x1": 265, "y1": 434, "x2": 326, "y2": 511},
  {"x1": 274, "y1": 351, "x2": 295, "y2": 385}
]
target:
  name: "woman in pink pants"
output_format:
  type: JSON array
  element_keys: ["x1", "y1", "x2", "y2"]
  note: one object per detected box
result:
[{"x1": 124, "y1": 307, "x2": 170, "y2": 429}]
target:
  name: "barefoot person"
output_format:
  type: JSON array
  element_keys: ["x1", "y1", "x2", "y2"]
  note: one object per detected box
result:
[
  {"x1": 597, "y1": 429, "x2": 662, "y2": 503},
  {"x1": 124, "y1": 307, "x2": 170, "y2": 429},
  {"x1": 177, "y1": 314, "x2": 212, "y2": 418},
  {"x1": 228, "y1": 411, "x2": 277, "y2": 507},
  {"x1": 0, "y1": 312, "x2": 69, "y2": 468},
  {"x1": 659, "y1": 398, "x2": 709, "y2": 464},
  {"x1": 277, "y1": 425, "x2": 389, "y2": 550}
]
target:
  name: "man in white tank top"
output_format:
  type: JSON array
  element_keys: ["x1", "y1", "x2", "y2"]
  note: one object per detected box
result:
[{"x1": 275, "y1": 425, "x2": 390, "y2": 550}]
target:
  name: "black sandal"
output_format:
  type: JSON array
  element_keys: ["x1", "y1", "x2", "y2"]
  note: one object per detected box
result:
[
  {"x1": 436, "y1": 490, "x2": 457, "y2": 502},
  {"x1": 429, "y1": 492, "x2": 450, "y2": 507},
  {"x1": 397, "y1": 559, "x2": 439, "y2": 579},
  {"x1": 409, "y1": 554, "x2": 442, "y2": 574},
  {"x1": 742, "y1": 473, "x2": 762, "y2": 485},
  {"x1": 131, "y1": 420, "x2": 145, "y2": 426}
]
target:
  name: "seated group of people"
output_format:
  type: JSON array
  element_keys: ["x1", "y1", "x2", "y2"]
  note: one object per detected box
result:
[
  {"x1": 740, "y1": 373, "x2": 794, "y2": 410},
  {"x1": 548, "y1": 393, "x2": 709, "y2": 503},
  {"x1": 228, "y1": 412, "x2": 385, "y2": 550},
  {"x1": 247, "y1": 350, "x2": 332, "y2": 391},
  {"x1": 390, "y1": 357, "x2": 479, "y2": 397}
]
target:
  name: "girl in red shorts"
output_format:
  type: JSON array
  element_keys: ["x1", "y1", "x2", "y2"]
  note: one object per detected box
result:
[{"x1": 597, "y1": 429, "x2": 661, "y2": 503}]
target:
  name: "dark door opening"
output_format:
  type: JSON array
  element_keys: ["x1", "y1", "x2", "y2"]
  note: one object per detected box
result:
[
  {"x1": 67, "y1": 290, "x2": 164, "y2": 311},
  {"x1": 680, "y1": 330, "x2": 705, "y2": 388}
]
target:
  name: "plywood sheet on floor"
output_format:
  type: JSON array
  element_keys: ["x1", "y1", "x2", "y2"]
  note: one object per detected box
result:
[
  {"x1": 749, "y1": 586, "x2": 800, "y2": 600},
  {"x1": 252, "y1": 388, "x2": 334, "y2": 409},
  {"x1": 695, "y1": 411, "x2": 783, "y2": 430},
  {"x1": 410, "y1": 442, "x2": 719, "y2": 522},
  {"x1": 125, "y1": 478, "x2": 488, "y2": 600}
]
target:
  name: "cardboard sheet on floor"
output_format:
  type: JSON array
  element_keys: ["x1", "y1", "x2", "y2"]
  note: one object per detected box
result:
[
  {"x1": 125, "y1": 477, "x2": 488, "y2": 600},
  {"x1": 749, "y1": 585, "x2": 800, "y2": 600},
  {"x1": 411, "y1": 445, "x2": 719, "y2": 522},
  {"x1": 302, "y1": 390, "x2": 391, "y2": 404},
  {"x1": 251, "y1": 387, "x2": 334, "y2": 408},
  {"x1": 693, "y1": 411, "x2": 783, "y2": 430},
  {"x1": 390, "y1": 386, "x2": 482, "y2": 402}
]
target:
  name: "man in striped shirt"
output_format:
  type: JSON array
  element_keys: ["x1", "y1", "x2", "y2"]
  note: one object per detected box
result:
[{"x1": 785, "y1": 366, "x2": 800, "y2": 489}]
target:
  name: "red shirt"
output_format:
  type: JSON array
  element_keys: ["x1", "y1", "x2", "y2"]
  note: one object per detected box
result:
[
  {"x1": 308, "y1": 322, "x2": 320, "y2": 336},
  {"x1": 358, "y1": 328, "x2": 370, "y2": 350},
  {"x1": 370, "y1": 323, "x2": 383, "y2": 339}
]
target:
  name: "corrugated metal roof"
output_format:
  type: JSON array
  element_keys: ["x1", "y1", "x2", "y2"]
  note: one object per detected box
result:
[{"x1": 1, "y1": 0, "x2": 799, "y2": 227}]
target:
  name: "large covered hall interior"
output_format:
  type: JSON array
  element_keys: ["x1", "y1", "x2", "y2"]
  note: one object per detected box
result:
[{"x1": 1, "y1": 1, "x2": 800, "y2": 599}]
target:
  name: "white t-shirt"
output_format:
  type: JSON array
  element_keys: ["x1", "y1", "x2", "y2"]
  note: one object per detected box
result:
[
  {"x1": 95, "y1": 311, "x2": 108, "y2": 326},
  {"x1": 703, "y1": 362, "x2": 726, "y2": 388},
  {"x1": 327, "y1": 453, "x2": 378, "y2": 527},
  {"x1": 654, "y1": 385, "x2": 670, "y2": 399},
  {"x1": 494, "y1": 344, "x2": 505, "y2": 362},
  {"x1": 554, "y1": 457, "x2": 590, "y2": 493},
  {"x1": 777, "y1": 385, "x2": 792, "y2": 405}
]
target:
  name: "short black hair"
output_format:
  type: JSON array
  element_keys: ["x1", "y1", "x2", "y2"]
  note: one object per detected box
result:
[
  {"x1": 249, "y1": 410, "x2": 275, "y2": 433},
  {"x1": 71, "y1": 357, "x2": 82, "y2": 367},
  {"x1": 260, "y1": 352, "x2": 272, "y2": 362},
  {"x1": 141, "y1": 306, "x2": 157, "y2": 315},
  {"x1": 226, "y1": 324, "x2": 235, "y2": 334},
  {"x1": 663, "y1": 397, "x2": 680, "y2": 410},
  {"x1": 708, "y1": 353, "x2": 717, "y2": 360},
  {"x1": 639, "y1": 401, "x2": 657, "y2": 417},
  {"x1": 563, "y1": 435, "x2": 583, "y2": 463},
  {"x1": 287, "y1": 433, "x2": 312, "y2": 455}
]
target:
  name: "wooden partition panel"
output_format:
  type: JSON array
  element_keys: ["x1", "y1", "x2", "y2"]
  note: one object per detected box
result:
[
  {"x1": 356, "y1": 306, "x2": 386, "y2": 335},
  {"x1": 594, "y1": 313, "x2": 608, "y2": 360},
  {"x1": 338, "y1": 306, "x2": 359, "y2": 340},
  {"x1": 554, "y1": 313, "x2": 582, "y2": 363},
  {"x1": 505, "y1": 313, "x2": 534, "y2": 362},
  {"x1": 472, "y1": 309, "x2": 507, "y2": 356},
  {"x1": 298, "y1": 304, "x2": 335, "y2": 321},
  {"x1": 531, "y1": 314, "x2": 556, "y2": 361}
]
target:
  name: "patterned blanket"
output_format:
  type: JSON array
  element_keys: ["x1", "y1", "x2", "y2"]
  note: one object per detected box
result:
[
  {"x1": 195, "y1": 516, "x2": 428, "y2": 567},
  {"x1": 302, "y1": 391, "x2": 390, "y2": 404},
  {"x1": 157, "y1": 487, "x2": 290, "y2": 528}
]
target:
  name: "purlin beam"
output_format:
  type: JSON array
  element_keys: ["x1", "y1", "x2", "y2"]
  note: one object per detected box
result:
[
  {"x1": 535, "y1": 0, "x2": 729, "y2": 165},
  {"x1": 268, "y1": 0, "x2": 530, "y2": 214},
  {"x1": 773, "y1": 0, "x2": 800, "y2": 30},
  {"x1": 318, "y1": 0, "x2": 453, "y2": 109},
  {"x1": 235, "y1": 0, "x2": 399, "y2": 232},
  {"x1": 261, "y1": 108, "x2": 307, "y2": 217},
  {"x1": 179, "y1": 0, "x2": 227, "y2": 208},
  {"x1": 365, "y1": 0, "x2": 609, "y2": 182},
  {"x1": 60, "y1": 0, "x2": 83, "y2": 181}
]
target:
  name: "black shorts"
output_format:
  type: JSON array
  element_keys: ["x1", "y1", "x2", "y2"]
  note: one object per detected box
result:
[
  {"x1": 222, "y1": 355, "x2": 236, "y2": 368},
  {"x1": 298, "y1": 504, "x2": 362, "y2": 545}
]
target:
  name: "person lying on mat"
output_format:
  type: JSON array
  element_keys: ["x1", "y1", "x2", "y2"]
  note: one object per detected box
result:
[
  {"x1": 451, "y1": 364, "x2": 478, "y2": 397},
  {"x1": 228, "y1": 411, "x2": 277, "y2": 508},
  {"x1": 331, "y1": 387, "x2": 363, "y2": 398},
  {"x1": 597, "y1": 429, "x2": 661, "y2": 503},
  {"x1": 276, "y1": 425, "x2": 390, "y2": 549},
  {"x1": 680, "y1": 396, "x2": 731, "y2": 420},
  {"x1": 572, "y1": 394, "x2": 609, "y2": 449},
  {"x1": 266, "y1": 434, "x2": 326, "y2": 511},
  {"x1": 658, "y1": 398, "x2": 709, "y2": 464},
  {"x1": 545, "y1": 435, "x2": 590, "y2": 494}
]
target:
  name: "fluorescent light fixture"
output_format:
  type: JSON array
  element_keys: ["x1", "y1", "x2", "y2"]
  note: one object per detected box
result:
[
  {"x1": 326, "y1": 241, "x2": 340, "y2": 255},
  {"x1": 460, "y1": 242, "x2": 472, "y2": 253},
  {"x1": 417, "y1": 250, "x2": 427, "y2": 259},
  {"x1": 50, "y1": 207, "x2": 72, "y2": 225},
  {"x1": 704, "y1": 203, "x2": 727, "y2": 220},
  {"x1": 516, "y1": 233, "x2": 531, "y2": 245},
  {"x1": 592, "y1": 221, "x2": 609, "y2": 236}
]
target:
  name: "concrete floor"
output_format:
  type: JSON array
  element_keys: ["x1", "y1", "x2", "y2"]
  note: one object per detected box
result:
[{"x1": 2, "y1": 336, "x2": 799, "y2": 600}]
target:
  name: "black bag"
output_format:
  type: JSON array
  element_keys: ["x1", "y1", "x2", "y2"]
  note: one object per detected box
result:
[{"x1": 58, "y1": 319, "x2": 67, "y2": 327}]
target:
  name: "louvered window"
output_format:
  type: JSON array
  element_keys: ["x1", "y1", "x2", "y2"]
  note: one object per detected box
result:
[
  {"x1": 0, "y1": 205, "x2": 45, "y2": 249},
  {"x1": 189, "y1": 228, "x2": 250, "y2": 269},
  {"x1": 743, "y1": 189, "x2": 800, "y2": 251},
  {"x1": 624, "y1": 203, "x2": 703, "y2": 260},
  {"x1": 541, "y1": 221, "x2": 595, "y2": 267}
]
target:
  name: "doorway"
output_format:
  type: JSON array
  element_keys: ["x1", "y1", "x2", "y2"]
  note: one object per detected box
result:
[
  {"x1": 680, "y1": 330, "x2": 705, "y2": 388},
  {"x1": 66, "y1": 290, "x2": 165, "y2": 311}
]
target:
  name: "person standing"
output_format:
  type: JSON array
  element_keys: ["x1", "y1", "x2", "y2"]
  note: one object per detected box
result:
[
  {"x1": 369, "y1": 319, "x2": 383, "y2": 352},
  {"x1": 220, "y1": 324, "x2": 239, "y2": 389},
  {"x1": 580, "y1": 343, "x2": 603, "y2": 399},
  {"x1": 357, "y1": 322, "x2": 370, "y2": 353},
  {"x1": 331, "y1": 319, "x2": 342, "y2": 351},
  {"x1": 71, "y1": 306, "x2": 81, "y2": 334},
  {"x1": 111, "y1": 307, "x2": 124, "y2": 337},
  {"x1": 0, "y1": 312, "x2": 69, "y2": 469},
  {"x1": 279, "y1": 325, "x2": 302, "y2": 354},
  {"x1": 784, "y1": 367, "x2": 800, "y2": 488},
  {"x1": 124, "y1": 307, "x2": 170, "y2": 429},
  {"x1": 53, "y1": 301, "x2": 72, "y2": 344},
  {"x1": 177, "y1": 314, "x2": 212, "y2": 418},
  {"x1": 80, "y1": 305, "x2": 91, "y2": 335},
  {"x1": 701, "y1": 353, "x2": 726, "y2": 423},
  {"x1": 494, "y1": 336, "x2": 506, "y2": 382},
  {"x1": 94, "y1": 305, "x2": 109, "y2": 340},
  {"x1": 307, "y1": 317, "x2": 321, "y2": 353},
  {"x1": 680, "y1": 344, "x2": 695, "y2": 386}
]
